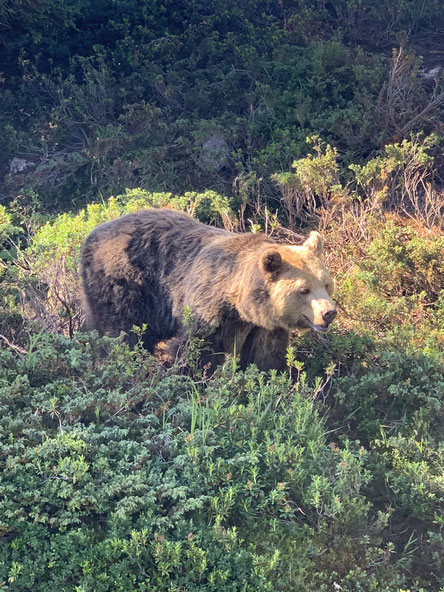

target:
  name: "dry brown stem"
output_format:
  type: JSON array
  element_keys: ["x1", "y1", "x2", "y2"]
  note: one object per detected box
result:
[{"x1": 0, "y1": 334, "x2": 28, "y2": 355}]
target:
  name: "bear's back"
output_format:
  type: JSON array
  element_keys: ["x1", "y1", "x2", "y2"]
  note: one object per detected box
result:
[
  {"x1": 80, "y1": 208, "x2": 230, "y2": 347},
  {"x1": 84, "y1": 208, "x2": 226, "y2": 244}
]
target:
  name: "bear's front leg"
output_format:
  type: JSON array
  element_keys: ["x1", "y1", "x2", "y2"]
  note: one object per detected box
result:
[{"x1": 240, "y1": 327, "x2": 289, "y2": 372}]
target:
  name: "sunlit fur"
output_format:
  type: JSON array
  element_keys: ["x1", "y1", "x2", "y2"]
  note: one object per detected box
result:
[
  {"x1": 81, "y1": 209, "x2": 336, "y2": 372},
  {"x1": 266, "y1": 242, "x2": 336, "y2": 333}
]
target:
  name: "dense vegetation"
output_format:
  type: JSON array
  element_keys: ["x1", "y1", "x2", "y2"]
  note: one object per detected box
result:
[
  {"x1": 0, "y1": 1, "x2": 443, "y2": 591},
  {"x1": 1, "y1": 0, "x2": 444, "y2": 209}
]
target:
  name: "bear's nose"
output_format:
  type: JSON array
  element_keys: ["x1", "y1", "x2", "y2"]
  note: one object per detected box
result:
[{"x1": 322, "y1": 308, "x2": 337, "y2": 324}]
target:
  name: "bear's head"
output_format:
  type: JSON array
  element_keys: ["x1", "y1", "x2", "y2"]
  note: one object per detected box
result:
[{"x1": 245, "y1": 231, "x2": 337, "y2": 333}]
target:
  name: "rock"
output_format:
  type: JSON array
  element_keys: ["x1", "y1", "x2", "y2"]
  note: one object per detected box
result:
[
  {"x1": 420, "y1": 65, "x2": 443, "y2": 80},
  {"x1": 9, "y1": 157, "x2": 35, "y2": 174},
  {"x1": 199, "y1": 134, "x2": 229, "y2": 172}
]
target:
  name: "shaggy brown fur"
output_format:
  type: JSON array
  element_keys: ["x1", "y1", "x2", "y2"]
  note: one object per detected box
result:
[{"x1": 80, "y1": 208, "x2": 336, "y2": 371}]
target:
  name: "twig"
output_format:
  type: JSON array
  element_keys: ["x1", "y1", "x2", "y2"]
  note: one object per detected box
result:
[{"x1": 0, "y1": 334, "x2": 28, "y2": 355}]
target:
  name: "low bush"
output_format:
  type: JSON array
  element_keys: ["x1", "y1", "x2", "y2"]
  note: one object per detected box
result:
[
  {"x1": 0, "y1": 331, "x2": 442, "y2": 591},
  {"x1": 333, "y1": 220, "x2": 443, "y2": 354},
  {"x1": 2, "y1": 1, "x2": 443, "y2": 211}
]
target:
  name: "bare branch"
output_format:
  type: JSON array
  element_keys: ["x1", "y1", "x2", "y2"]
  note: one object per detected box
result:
[{"x1": 0, "y1": 334, "x2": 28, "y2": 355}]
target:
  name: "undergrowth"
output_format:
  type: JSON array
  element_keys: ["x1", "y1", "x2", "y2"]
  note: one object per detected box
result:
[{"x1": 0, "y1": 331, "x2": 442, "y2": 591}]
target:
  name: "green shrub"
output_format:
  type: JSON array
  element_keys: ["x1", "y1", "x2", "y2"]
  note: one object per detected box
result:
[
  {"x1": 335, "y1": 220, "x2": 443, "y2": 352},
  {"x1": 4, "y1": 0, "x2": 442, "y2": 210},
  {"x1": 332, "y1": 350, "x2": 443, "y2": 442},
  {"x1": 272, "y1": 135, "x2": 342, "y2": 225},
  {"x1": 1, "y1": 332, "x2": 440, "y2": 591}
]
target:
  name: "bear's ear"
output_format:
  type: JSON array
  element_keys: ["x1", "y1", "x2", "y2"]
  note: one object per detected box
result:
[
  {"x1": 303, "y1": 231, "x2": 323, "y2": 256},
  {"x1": 261, "y1": 249, "x2": 283, "y2": 275}
]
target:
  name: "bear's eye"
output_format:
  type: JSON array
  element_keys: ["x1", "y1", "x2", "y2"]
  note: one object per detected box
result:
[{"x1": 300, "y1": 287, "x2": 310, "y2": 295}]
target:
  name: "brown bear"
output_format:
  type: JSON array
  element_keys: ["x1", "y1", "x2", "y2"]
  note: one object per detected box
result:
[{"x1": 80, "y1": 208, "x2": 337, "y2": 371}]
